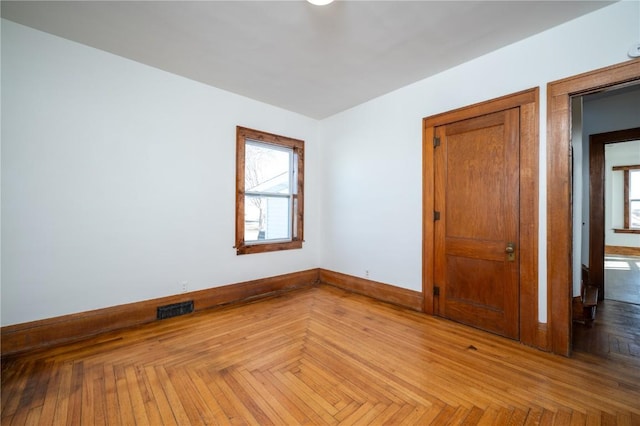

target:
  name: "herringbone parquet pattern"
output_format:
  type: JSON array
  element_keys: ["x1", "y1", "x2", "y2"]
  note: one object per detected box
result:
[
  {"x1": 2, "y1": 285, "x2": 640, "y2": 425},
  {"x1": 574, "y1": 299, "x2": 640, "y2": 361}
]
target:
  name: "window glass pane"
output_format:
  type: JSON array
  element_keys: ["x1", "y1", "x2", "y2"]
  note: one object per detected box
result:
[
  {"x1": 630, "y1": 170, "x2": 640, "y2": 199},
  {"x1": 292, "y1": 197, "x2": 298, "y2": 239},
  {"x1": 244, "y1": 195, "x2": 291, "y2": 242},
  {"x1": 631, "y1": 200, "x2": 640, "y2": 229},
  {"x1": 292, "y1": 153, "x2": 299, "y2": 195},
  {"x1": 245, "y1": 142, "x2": 291, "y2": 194}
]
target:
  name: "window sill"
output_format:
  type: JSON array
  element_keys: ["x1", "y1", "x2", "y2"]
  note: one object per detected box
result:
[
  {"x1": 236, "y1": 240, "x2": 303, "y2": 255},
  {"x1": 613, "y1": 228, "x2": 640, "y2": 234}
]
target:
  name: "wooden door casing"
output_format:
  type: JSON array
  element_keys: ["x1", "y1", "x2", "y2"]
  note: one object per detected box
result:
[
  {"x1": 547, "y1": 59, "x2": 640, "y2": 356},
  {"x1": 434, "y1": 109, "x2": 520, "y2": 339},
  {"x1": 588, "y1": 127, "x2": 640, "y2": 301}
]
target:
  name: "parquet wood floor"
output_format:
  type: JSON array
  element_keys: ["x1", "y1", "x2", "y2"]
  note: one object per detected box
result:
[
  {"x1": 573, "y1": 299, "x2": 640, "y2": 361},
  {"x1": 3, "y1": 285, "x2": 640, "y2": 425}
]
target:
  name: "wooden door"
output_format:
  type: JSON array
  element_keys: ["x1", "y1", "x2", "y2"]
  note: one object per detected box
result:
[{"x1": 434, "y1": 108, "x2": 520, "y2": 339}]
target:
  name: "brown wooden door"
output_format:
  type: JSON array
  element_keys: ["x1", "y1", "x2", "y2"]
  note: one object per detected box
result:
[{"x1": 434, "y1": 108, "x2": 520, "y2": 339}]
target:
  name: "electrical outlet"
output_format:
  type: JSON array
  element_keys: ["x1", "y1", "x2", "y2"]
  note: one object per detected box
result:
[
  {"x1": 181, "y1": 281, "x2": 188, "y2": 293},
  {"x1": 365, "y1": 270, "x2": 370, "y2": 279}
]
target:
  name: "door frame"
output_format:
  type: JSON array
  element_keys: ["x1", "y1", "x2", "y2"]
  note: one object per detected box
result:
[
  {"x1": 423, "y1": 88, "x2": 541, "y2": 348},
  {"x1": 589, "y1": 128, "x2": 640, "y2": 301},
  {"x1": 547, "y1": 59, "x2": 640, "y2": 356}
]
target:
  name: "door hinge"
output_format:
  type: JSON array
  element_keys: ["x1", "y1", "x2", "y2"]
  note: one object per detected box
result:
[
  {"x1": 433, "y1": 286, "x2": 440, "y2": 296},
  {"x1": 434, "y1": 211, "x2": 440, "y2": 221},
  {"x1": 433, "y1": 137, "x2": 441, "y2": 148}
]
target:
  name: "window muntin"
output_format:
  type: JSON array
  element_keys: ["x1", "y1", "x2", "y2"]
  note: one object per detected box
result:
[{"x1": 235, "y1": 127, "x2": 304, "y2": 255}]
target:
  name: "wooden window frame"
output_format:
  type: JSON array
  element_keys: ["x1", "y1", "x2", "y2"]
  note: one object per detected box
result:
[{"x1": 235, "y1": 126, "x2": 304, "y2": 255}]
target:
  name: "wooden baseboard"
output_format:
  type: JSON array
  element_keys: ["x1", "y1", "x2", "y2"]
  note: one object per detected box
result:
[
  {"x1": 536, "y1": 322, "x2": 549, "y2": 351},
  {"x1": 1, "y1": 269, "x2": 320, "y2": 357},
  {"x1": 605, "y1": 245, "x2": 640, "y2": 256},
  {"x1": 319, "y1": 269, "x2": 423, "y2": 312},
  {"x1": 4, "y1": 267, "x2": 548, "y2": 356}
]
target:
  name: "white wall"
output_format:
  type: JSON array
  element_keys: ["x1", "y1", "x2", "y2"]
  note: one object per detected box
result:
[
  {"x1": 605, "y1": 141, "x2": 640, "y2": 248},
  {"x1": 2, "y1": 1, "x2": 639, "y2": 328},
  {"x1": 321, "y1": 1, "x2": 639, "y2": 323},
  {"x1": 1, "y1": 19, "x2": 322, "y2": 326}
]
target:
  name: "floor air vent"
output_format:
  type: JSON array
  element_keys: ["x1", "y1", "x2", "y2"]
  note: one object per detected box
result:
[{"x1": 157, "y1": 301, "x2": 194, "y2": 320}]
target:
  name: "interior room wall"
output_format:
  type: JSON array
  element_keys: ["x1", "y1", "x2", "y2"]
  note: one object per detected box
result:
[
  {"x1": 320, "y1": 1, "x2": 639, "y2": 323},
  {"x1": 1, "y1": 19, "x2": 322, "y2": 326},
  {"x1": 2, "y1": 1, "x2": 639, "y2": 328}
]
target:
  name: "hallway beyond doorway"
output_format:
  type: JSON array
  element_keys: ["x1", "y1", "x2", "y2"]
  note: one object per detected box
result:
[{"x1": 605, "y1": 255, "x2": 640, "y2": 305}]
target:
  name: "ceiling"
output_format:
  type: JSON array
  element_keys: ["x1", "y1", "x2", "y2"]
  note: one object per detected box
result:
[{"x1": 1, "y1": 1, "x2": 614, "y2": 119}]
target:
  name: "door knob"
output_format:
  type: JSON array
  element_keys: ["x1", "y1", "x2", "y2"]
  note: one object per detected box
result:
[{"x1": 505, "y1": 242, "x2": 515, "y2": 261}]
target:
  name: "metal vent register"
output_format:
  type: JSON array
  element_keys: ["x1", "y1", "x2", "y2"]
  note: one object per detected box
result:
[{"x1": 157, "y1": 301, "x2": 194, "y2": 320}]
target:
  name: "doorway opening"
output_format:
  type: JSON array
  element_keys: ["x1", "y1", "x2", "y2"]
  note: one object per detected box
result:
[
  {"x1": 571, "y1": 120, "x2": 640, "y2": 360},
  {"x1": 588, "y1": 128, "x2": 640, "y2": 302},
  {"x1": 546, "y1": 59, "x2": 640, "y2": 356}
]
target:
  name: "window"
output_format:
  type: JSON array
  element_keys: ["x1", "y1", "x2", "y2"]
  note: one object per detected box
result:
[
  {"x1": 235, "y1": 126, "x2": 304, "y2": 255},
  {"x1": 629, "y1": 168, "x2": 640, "y2": 229},
  {"x1": 613, "y1": 164, "x2": 640, "y2": 233}
]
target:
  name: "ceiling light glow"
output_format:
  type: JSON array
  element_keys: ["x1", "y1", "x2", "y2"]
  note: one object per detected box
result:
[{"x1": 307, "y1": 0, "x2": 334, "y2": 5}]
